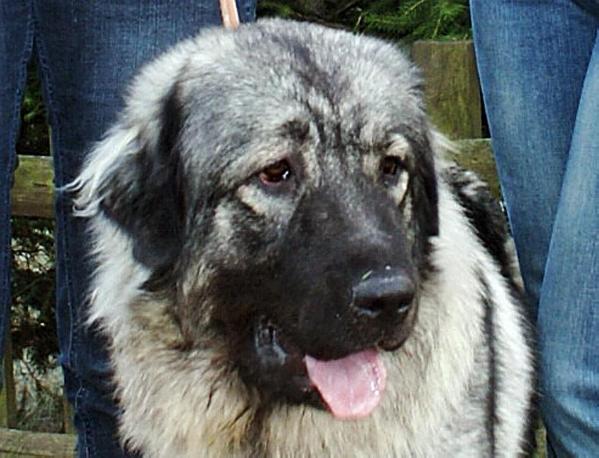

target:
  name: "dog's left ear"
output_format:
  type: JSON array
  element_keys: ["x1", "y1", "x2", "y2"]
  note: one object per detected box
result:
[
  {"x1": 104, "y1": 88, "x2": 186, "y2": 271},
  {"x1": 78, "y1": 87, "x2": 187, "y2": 272},
  {"x1": 415, "y1": 161, "x2": 439, "y2": 238},
  {"x1": 411, "y1": 131, "x2": 439, "y2": 238}
]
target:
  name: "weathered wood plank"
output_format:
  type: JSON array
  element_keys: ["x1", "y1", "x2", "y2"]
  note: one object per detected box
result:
[
  {"x1": 11, "y1": 155, "x2": 54, "y2": 219},
  {"x1": 411, "y1": 40, "x2": 482, "y2": 139},
  {"x1": 0, "y1": 428, "x2": 75, "y2": 457}
]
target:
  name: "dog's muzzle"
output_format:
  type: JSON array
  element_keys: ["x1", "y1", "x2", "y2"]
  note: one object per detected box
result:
[{"x1": 234, "y1": 266, "x2": 417, "y2": 418}]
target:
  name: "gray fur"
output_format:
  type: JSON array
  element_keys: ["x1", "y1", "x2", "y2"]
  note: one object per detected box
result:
[{"x1": 72, "y1": 19, "x2": 534, "y2": 457}]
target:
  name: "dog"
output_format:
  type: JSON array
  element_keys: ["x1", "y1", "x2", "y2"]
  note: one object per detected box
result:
[{"x1": 72, "y1": 19, "x2": 534, "y2": 457}]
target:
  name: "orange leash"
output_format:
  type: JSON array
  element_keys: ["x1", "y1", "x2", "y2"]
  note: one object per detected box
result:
[{"x1": 219, "y1": 0, "x2": 240, "y2": 30}]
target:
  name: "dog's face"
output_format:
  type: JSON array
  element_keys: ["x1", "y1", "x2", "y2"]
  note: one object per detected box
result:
[{"x1": 92, "y1": 20, "x2": 438, "y2": 419}]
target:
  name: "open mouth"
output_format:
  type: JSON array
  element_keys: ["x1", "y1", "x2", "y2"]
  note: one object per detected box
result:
[{"x1": 236, "y1": 316, "x2": 410, "y2": 420}]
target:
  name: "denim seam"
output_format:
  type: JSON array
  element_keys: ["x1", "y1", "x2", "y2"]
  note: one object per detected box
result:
[
  {"x1": 74, "y1": 383, "x2": 93, "y2": 457},
  {"x1": 32, "y1": 2, "x2": 93, "y2": 455},
  {"x1": 30, "y1": 2, "x2": 75, "y2": 359},
  {"x1": 0, "y1": 1, "x2": 36, "y2": 353}
]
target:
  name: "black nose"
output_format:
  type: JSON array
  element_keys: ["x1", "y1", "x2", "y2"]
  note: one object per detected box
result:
[{"x1": 351, "y1": 268, "x2": 415, "y2": 318}]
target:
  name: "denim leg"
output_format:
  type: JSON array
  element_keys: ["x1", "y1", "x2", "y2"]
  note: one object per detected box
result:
[
  {"x1": 0, "y1": 1, "x2": 34, "y2": 363},
  {"x1": 471, "y1": 1, "x2": 599, "y2": 456},
  {"x1": 470, "y1": 0, "x2": 598, "y2": 317},
  {"x1": 539, "y1": 30, "x2": 599, "y2": 457},
  {"x1": 31, "y1": 1, "x2": 255, "y2": 456}
]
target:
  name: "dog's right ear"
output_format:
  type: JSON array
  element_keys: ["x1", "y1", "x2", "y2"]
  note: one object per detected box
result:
[{"x1": 73, "y1": 87, "x2": 187, "y2": 272}]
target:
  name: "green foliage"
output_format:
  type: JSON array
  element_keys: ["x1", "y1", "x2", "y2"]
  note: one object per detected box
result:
[
  {"x1": 8, "y1": 63, "x2": 61, "y2": 431},
  {"x1": 257, "y1": 0, "x2": 299, "y2": 19},
  {"x1": 13, "y1": 354, "x2": 64, "y2": 433},
  {"x1": 11, "y1": 218, "x2": 57, "y2": 374},
  {"x1": 17, "y1": 63, "x2": 50, "y2": 156},
  {"x1": 257, "y1": 0, "x2": 471, "y2": 41},
  {"x1": 361, "y1": 0, "x2": 470, "y2": 41},
  {"x1": 12, "y1": 63, "x2": 56, "y2": 376}
]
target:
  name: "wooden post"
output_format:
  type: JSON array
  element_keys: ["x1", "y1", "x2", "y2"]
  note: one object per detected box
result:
[
  {"x1": 1, "y1": 334, "x2": 17, "y2": 428},
  {"x1": 411, "y1": 40, "x2": 482, "y2": 139},
  {"x1": 62, "y1": 398, "x2": 75, "y2": 435}
]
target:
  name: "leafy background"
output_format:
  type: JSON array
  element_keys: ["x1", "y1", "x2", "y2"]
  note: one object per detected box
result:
[{"x1": 257, "y1": 0, "x2": 470, "y2": 41}]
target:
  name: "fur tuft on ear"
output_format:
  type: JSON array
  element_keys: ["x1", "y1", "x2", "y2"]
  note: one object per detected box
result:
[{"x1": 70, "y1": 86, "x2": 187, "y2": 273}]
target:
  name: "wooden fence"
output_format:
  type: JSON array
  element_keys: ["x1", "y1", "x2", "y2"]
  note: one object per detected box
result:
[{"x1": 0, "y1": 40, "x2": 495, "y2": 457}]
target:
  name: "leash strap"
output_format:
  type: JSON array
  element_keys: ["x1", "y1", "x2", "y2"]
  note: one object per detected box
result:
[{"x1": 219, "y1": 0, "x2": 240, "y2": 29}]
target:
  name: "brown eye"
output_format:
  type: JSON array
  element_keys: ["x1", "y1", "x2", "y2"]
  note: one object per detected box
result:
[
  {"x1": 380, "y1": 156, "x2": 403, "y2": 186},
  {"x1": 259, "y1": 160, "x2": 292, "y2": 186},
  {"x1": 381, "y1": 156, "x2": 401, "y2": 175}
]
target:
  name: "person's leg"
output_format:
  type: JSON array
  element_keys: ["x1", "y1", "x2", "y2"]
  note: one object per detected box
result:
[
  {"x1": 470, "y1": 0, "x2": 598, "y2": 318},
  {"x1": 471, "y1": 1, "x2": 599, "y2": 456},
  {"x1": 32, "y1": 1, "x2": 255, "y2": 456},
  {"x1": 538, "y1": 29, "x2": 599, "y2": 457},
  {"x1": 0, "y1": 1, "x2": 35, "y2": 361}
]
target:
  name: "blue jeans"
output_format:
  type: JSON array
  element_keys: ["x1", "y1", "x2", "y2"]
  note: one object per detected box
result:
[
  {"x1": 471, "y1": 1, "x2": 599, "y2": 456},
  {"x1": 0, "y1": 1, "x2": 256, "y2": 456}
]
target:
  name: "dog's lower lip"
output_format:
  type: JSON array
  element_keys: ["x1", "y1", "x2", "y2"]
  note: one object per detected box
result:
[
  {"x1": 236, "y1": 316, "x2": 324, "y2": 406},
  {"x1": 378, "y1": 335, "x2": 406, "y2": 352}
]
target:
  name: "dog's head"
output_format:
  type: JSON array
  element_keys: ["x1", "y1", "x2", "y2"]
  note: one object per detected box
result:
[{"x1": 76, "y1": 19, "x2": 439, "y2": 419}]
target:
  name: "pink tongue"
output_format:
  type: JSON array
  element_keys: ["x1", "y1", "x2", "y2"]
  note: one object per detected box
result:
[{"x1": 304, "y1": 349, "x2": 386, "y2": 420}]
